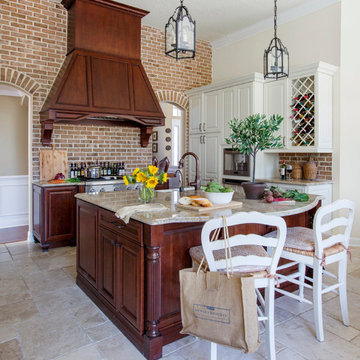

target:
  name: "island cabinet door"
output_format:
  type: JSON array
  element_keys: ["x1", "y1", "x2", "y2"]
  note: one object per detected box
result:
[
  {"x1": 115, "y1": 236, "x2": 144, "y2": 333},
  {"x1": 77, "y1": 200, "x2": 98, "y2": 288},
  {"x1": 98, "y1": 226, "x2": 117, "y2": 308},
  {"x1": 44, "y1": 186, "x2": 77, "y2": 243}
]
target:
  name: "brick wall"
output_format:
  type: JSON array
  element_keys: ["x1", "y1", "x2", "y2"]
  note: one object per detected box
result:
[
  {"x1": 278, "y1": 153, "x2": 333, "y2": 180},
  {"x1": 0, "y1": 0, "x2": 212, "y2": 180}
]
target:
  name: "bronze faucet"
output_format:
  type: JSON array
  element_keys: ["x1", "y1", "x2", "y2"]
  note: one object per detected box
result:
[{"x1": 178, "y1": 152, "x2": 201, "y2": 190}]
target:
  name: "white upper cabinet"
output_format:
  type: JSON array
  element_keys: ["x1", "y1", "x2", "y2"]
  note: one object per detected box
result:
[
  {"x1": 204, "y1": 90, "x2": 222, "y2": 133},
  {"x1": 263, "y1": 79, "x2": 287, "y2": 146},
  {"x1": 222, "y1": 86, "x2": 236, "y2": 141},
  {"x1": 236, "y1": 84, "x2": 252, "y2": 119},
  {"x1": 189, "y1": 95, "x2": 202, "y2": 133},
  {"x1": 264, "y1": 62, "x2": 337, "y2": 153},
  {"x1": 286, "y1": 63, "x2": 336, "y2": 152}
]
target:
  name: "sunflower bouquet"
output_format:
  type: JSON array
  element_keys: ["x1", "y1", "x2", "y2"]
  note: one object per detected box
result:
[{"x1": 123, "y1": 165, "x2": 168, "y2": 203}]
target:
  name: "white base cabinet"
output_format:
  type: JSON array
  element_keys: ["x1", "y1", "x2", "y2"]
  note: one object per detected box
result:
[{"x1": 264, "y1": 181, "x2": 332, "y2": 206}]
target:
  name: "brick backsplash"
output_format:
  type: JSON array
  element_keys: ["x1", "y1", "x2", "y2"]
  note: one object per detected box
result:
[
  {"x1": 278, "y1": 153, "x2": 333, "y2": 180},
  {"x1": 0, "y1": 0, "x2": 212, "y2": 180}
]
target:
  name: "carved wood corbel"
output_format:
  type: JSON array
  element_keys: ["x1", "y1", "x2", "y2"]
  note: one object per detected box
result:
[
  {"x1": 41, "y1": 121, "x2": 54, "y2": 146},
  {"x1": 140, "y1": 126, "x2": 153, "y2": 147}
]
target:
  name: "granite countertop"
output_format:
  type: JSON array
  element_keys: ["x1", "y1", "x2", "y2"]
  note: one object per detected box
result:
[
  {"x1": 258, "y1": 178, "x2": 333, "y2": 186},
  {"x1": 33, "y1": 179, "x2": 125, "y2": 187},
  {"x1": 75, "y1": 190, "x2": 323, "y2": 226},
  {"x1": 33, "y1": 180, "x2": 86, "y2": 187}
]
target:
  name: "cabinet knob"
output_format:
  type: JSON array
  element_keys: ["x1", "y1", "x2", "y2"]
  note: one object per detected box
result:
[
  {"x1": 203, "y1": 135, "x2": 206, "y2": 144},
  {"x1": 203, "y1": 123, "x2": 206, "y2": 131},
  {"x1": 111, "y1": 240, "x2": 116, "y2": 246},
  {"x1": 116, "y1": 243, "x2": 121, "y2": 248},
  {"x1": 199, "y1": 123, "x2": 202, "y2": 132}
]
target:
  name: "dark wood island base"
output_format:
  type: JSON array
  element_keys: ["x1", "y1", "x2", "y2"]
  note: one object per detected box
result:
[{"x1": 76, "y1": 197, "x2": 320, "y2": 360}]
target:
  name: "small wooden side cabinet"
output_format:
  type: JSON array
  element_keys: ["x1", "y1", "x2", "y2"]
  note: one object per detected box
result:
[{"x1": 32, "y1": 184, "x2": 83, "y2": 249}]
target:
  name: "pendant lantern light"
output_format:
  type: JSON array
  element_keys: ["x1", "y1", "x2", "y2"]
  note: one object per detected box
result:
[
  {"x1": 165, "y1": 0, "x2": 196, "y2": 59},
  {"x1": 264, "y1": 0, "x2": 289, "y2": 79}
]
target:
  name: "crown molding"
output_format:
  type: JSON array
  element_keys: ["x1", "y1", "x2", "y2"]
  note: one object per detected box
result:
[
  {"x1": 186, "y1": 72, "x2": 264, "y2": 96},
  {"x1": 186, "y1": 61, "x2": 337, "y2": 96},
  {"x1": 212, "y1": 0, "x2": 340, "y2": 50},
  {"x1": 290, "y1": 61, "x2": 338, "y2": 77}
]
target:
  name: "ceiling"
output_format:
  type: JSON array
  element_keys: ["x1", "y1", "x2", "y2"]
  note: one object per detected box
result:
[{"x1": 115, "y1": 0, "x2": 337, "y2": 43}]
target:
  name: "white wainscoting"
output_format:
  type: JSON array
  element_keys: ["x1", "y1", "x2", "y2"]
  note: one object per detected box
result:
[{"x1": 0, "y1": 175, "x2": 28, "y2": 229}]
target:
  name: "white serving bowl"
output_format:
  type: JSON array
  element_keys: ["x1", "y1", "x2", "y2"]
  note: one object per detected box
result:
[{"x1": 204, "y1": 191, "x2": 234, "y2": 205}]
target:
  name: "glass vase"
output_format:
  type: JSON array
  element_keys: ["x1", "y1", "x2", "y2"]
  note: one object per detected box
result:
[{"x1": 139, "y1": 186, "x2": 155, "y2": 203}]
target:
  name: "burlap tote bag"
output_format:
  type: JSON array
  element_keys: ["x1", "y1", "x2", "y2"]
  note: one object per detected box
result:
[{"x1": 179, "y1": 218, "x2": 260, "y2": 353}]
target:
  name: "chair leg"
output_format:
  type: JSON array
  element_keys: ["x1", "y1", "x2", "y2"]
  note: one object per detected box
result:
[
  {"x1": 210, "y1": 342, "x2": 217, "y2": 360},
  {"x1": 265, "y1": 282, "x2": 276, "y2": 360},
  {"x1": 338, "y1": 256, "x2": 349, "y2": 326},
  {"x1": 298, "y1": 262, "x2": 306, "y2": 302},
  {"x1": 313, "y1": 260, "x2": 324, "y2": 342}
]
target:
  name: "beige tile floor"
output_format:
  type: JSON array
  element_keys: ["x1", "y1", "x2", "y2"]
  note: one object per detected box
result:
[{"x1": 1, "y1": 241, "x2": 360, "y2": 360}]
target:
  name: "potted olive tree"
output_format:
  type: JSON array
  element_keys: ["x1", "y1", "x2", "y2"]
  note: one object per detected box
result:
[{"x1": 225, "y1": 114, "x2": 284, "y2": 199}]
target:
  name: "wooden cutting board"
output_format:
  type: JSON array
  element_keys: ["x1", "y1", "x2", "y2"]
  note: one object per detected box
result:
[
  {"x1": 177, "y1": 201, "x2": 243, "y2": 212},
  {"x1": 40, "y1": 146, "x2": 68, "y2": 181}
]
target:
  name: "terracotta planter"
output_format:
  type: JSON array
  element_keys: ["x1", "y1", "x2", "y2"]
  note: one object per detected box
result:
[{"x1": 242, "y1": 182, "x2": 267, "y2": 200}]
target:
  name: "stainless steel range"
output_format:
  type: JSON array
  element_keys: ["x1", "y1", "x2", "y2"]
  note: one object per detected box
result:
[{"x1": 84, "y1": 177, "x2": 140, "y2": 194}]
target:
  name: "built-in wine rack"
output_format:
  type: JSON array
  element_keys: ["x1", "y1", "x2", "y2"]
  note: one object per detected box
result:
[{"x1": 290, "y1": 75, "x2": 315, "y2": 147}]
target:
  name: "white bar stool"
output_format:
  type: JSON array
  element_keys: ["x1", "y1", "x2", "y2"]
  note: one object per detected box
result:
[
  {"x1": 266, "y1": 199, "x2": 355, "y2": 342},
  {"x1": 189, "y1": 211, "x2": 287, "y2": 360}
]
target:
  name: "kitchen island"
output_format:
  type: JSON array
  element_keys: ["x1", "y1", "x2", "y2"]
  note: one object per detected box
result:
[{"x1": 75, "y1": 190, "x2": 322, "y2": 360}]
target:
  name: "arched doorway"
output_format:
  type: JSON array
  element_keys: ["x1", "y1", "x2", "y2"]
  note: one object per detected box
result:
[
  {"x1": 0, "y1": 83, "x2": 32, "y2": 243},
  {"x1": 152, "y1": 102, "x2": 185, "y2": 167}
]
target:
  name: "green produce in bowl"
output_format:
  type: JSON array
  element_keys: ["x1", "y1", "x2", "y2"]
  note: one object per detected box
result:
[{"x1": 201, "y1": 181, "x2": 233, "y2": 193}]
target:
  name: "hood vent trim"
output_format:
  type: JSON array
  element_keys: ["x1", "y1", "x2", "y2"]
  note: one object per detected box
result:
[{"x1": 40, "y1": 0, "x2": 164, "y2": 147}]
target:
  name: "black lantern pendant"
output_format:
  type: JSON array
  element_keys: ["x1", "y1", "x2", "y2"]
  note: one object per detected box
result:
[
  {"x1": 165, "y1": 0, "x2": 196, "y2": 59},
  {"x1": 264, "y1": 0, "x2": 289, "y2": 79}
]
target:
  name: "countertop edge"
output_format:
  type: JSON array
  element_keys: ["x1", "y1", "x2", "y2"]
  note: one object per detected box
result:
[
  {"x1": 33, "y1": 179, "x2": 126, "y2": 187},
  {"x1": 75, "y1": 192, "x2": 324, "y2": 226},
  {"x1": 258, "y1": 178, "x2": 333, "y2": 186}
]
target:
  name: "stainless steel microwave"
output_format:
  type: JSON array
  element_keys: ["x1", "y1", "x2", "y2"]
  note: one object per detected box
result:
[{"x1": 223, "y1": 149, "x2": 250, "y2": 177}]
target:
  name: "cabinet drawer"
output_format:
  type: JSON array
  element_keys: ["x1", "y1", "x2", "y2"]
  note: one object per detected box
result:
[{"x1": 99, "y1": 209, "x2": 143, "y2": 245}]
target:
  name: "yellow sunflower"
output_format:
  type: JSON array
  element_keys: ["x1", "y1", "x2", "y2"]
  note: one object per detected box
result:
[
  {"x1": 136, "y1": 172, "x2": 147, "y2": 183},
  {"x1": 132, "y1": 168, "x2": 140, "y2": 176},
  {"x1": 148, "y1": 165, "x2": 158, "y2": 176},
  {"x1": 123, "y1": 176, "x2": 129, "y2": 186},
  {"x1": 162, "y1": 173, "x2": 168, "y2": 183},
  {"x1": 146, "y1": 176, "x2": 158, "y2": 188}
]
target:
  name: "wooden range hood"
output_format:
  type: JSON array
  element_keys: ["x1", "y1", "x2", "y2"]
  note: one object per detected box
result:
[{"x1": 40, "y1": 0, "x2": 165, "y2": 147}]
